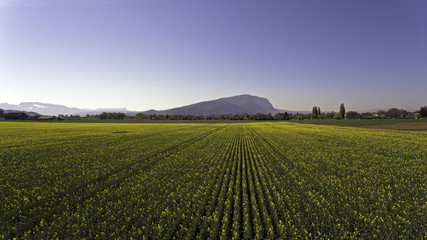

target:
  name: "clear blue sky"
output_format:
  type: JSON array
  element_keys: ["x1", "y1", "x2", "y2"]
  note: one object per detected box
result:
[{"x1": 0, "y1": 0, "x2": 426, "y2": 111}]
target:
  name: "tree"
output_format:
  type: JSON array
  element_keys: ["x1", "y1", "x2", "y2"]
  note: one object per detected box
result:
[
  {"x1": 420, "y1": 106, "x2": 427, "y2": 117},
  {"x1": 116, "y1": 112, "x2": 126, "y2": 120},
  {"x1": 346, "y1": 111, "x2": 359, "y2": 119},
  {"x1": 413, "y1": 112, "x2": 420, "y2": 119},
  {"x1": 385, "y1": 108, "x2": 407, "y2": 119},
  {"x1": 339, "y1": 103, "x2": 346, "y2": 119},
  {"x1": 333, "y1": 112, "x2": 342, "y2": 119},
  {"x1": 376, "y1": 110, "x2": 386, "y2": 119},
  {"x1": 326, "y1": 111, "x2": 335, "y2": 119},
  {"x1": 312, "y1": 106, "x2": 318, "y2": 119},
  {"x1": 274, "y1": 112, "x2": 291, "y2": 120},
  {"x1": 317, "y1": 107, "x2": 323, "y2": 119},
  {"x1": 99, "y1": 112, "x2": 126, "y2": 120}
]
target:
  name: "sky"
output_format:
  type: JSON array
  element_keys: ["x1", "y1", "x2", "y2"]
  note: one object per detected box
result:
[{"x1": 0, "y1": 0, "x2": 426, "y2": 112}]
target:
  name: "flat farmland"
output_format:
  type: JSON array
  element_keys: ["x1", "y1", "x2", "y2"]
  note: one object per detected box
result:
[{"x1": 1, "y1": 122, "x2": 426, "y2": 239}]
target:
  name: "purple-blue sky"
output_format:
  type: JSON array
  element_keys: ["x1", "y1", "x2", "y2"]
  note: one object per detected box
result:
[{"x1": 0, "y1": 0, "x2": 426, "y2": 111}]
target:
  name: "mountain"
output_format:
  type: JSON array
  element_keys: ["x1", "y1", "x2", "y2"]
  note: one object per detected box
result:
[
  {"x1": 143, "y1": 94, "x2": 282, "y2": 115},
  {"x1": 0, "y1": 95, "x2": 293, "y2": 116},
  {"x1": 0, "y1": 102, "x2": 82, "y2": 115},
  {"x1": 0, "y1": 102, "x2": 88, "y2": 115},
  {"x1": 0, "y1": 102, "x2": 128, "y2": 116}
]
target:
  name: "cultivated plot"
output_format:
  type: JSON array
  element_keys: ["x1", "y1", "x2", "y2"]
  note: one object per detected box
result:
[{"x1": 1, "y1": 122, "x2": 426, "y2": 239}]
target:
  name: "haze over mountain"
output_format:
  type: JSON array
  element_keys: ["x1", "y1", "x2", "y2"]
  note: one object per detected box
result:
[{"x1": 0, "y1": 95, "x2": 292, "y2": 116}]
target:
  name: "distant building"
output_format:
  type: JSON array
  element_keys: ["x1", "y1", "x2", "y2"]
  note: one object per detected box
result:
[
  {"x1": 38, "y1": 115, "x2": 57, "y2": 120},
  {"x1": 4, "y1": 112, "x2": 29, "y2": 120}
]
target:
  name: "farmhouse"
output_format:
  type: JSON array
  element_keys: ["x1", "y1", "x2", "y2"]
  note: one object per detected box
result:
[
  {"x1": 3, "y1": 112, "x2": 29, "y2": 120},
  {"x1": 38, "y1": 115, "x2": 57, "y2": 120}
]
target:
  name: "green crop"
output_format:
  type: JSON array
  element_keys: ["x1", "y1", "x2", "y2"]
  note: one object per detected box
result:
[{"x1": 1, "y1": 122, "x2": 426, "y2": 239}]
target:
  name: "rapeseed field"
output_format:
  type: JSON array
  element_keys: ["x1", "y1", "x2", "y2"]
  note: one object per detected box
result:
[{"x1": 1, "y1": 122, "x2": 426, "y2": 239}]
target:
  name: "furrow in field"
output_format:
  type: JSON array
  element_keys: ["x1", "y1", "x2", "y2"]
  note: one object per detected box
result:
[
  {"x1": 218, "y1": 134, "x2": 241, "y2": 240},
  {"x1": 247, "y1": 125, "x2": 333, "y2": 237},
  {"x1": 145, "y1": 125, "x2": 242, "y2": 239},
  {"x1": 245, "y1": 126, "x2": 294, "y2": 238},
  {"x1": 177, "y1": 133, "x2": 237, "y2": 240},
  {"x1": 242, "y1": 134, "x2": 264, "y2": 240},
  {"x1": 204, "y1": 135, "x2": 239, "y2": 240},
  {"x1": 245, "y1": 131, "x2": 282, "y2": 238},
  {"x1": 247, "y1": 124, "x2": 366, "y2": 238},
  {"x1": 245, "y1": 133, "x2": 274, "y2": 239},
  {"x1": 193, "y1": 135, "x2": 239, "y2": 240},
  {"x1": 241, "y1": 135, "x2": 253, "y2": 240},
  {"x1": 101, "y1": 124, "x2": 233, "y2": 239},
  {"x1": 230, "y1": 135, "x2": 244, "y2": 239},
  {"x1": 142, "y1": 125, "x2": 235, "y2": 239},
  {"x1": 192, "y1": 134, "x2": 240, "y2": 240}
]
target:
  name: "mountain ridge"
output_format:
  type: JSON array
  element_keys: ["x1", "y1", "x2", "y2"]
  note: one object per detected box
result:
[
  {"x1": 0, "y1": 95, "x2": 295, "y2": 116},
  {"x1": 0, "y1": 102, "x2": 84, "y2": 115},
  {"x1": 143, "y1": 94, "x2": 281, "y2": 115}
]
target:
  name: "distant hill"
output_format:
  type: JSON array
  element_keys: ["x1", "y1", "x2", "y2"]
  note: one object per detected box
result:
[
  {"x1": 0, "y1": 102, "x2": 83, "y2": 115},
  {"x1": 143, "y1": 94, "x2": 283, "y2": 115},
  {"x1": 0, "y1": 95, "x2": 295, "y2": 116},
  {"x1": 0, "y1": 102, "x2": 128, "y2": 116}
]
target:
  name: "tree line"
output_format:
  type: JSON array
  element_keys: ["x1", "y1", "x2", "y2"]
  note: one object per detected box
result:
[
  {"x1": 88, "y1": 105, "x2": 427, "y2": 121},
  {"x1": 3, "y1": 106, "x2": 426, "y2": 121},
  {"x1": 99, "y1": 112, "x2": 126, "y2": 120}
]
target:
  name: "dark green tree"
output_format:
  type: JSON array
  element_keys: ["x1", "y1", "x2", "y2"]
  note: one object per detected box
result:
[
  {"x1": 100, "y1": 112, "x2": 108, "y2": 120},
  {"x1": 385, "y1": 108, "x2": 407, "y2": 118},
  {"x1": 312, "y1": 106, "x2": 318, "y2": 119},
  {"x1": 346, "y1": 111, "x2": 359, "y2": 119},
  {"x1": 420, "y1": 106, "x2": 427, "y2": 117},
  {"x1": 339, "y1": 103, "x2": 346, "y2": 119}
]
